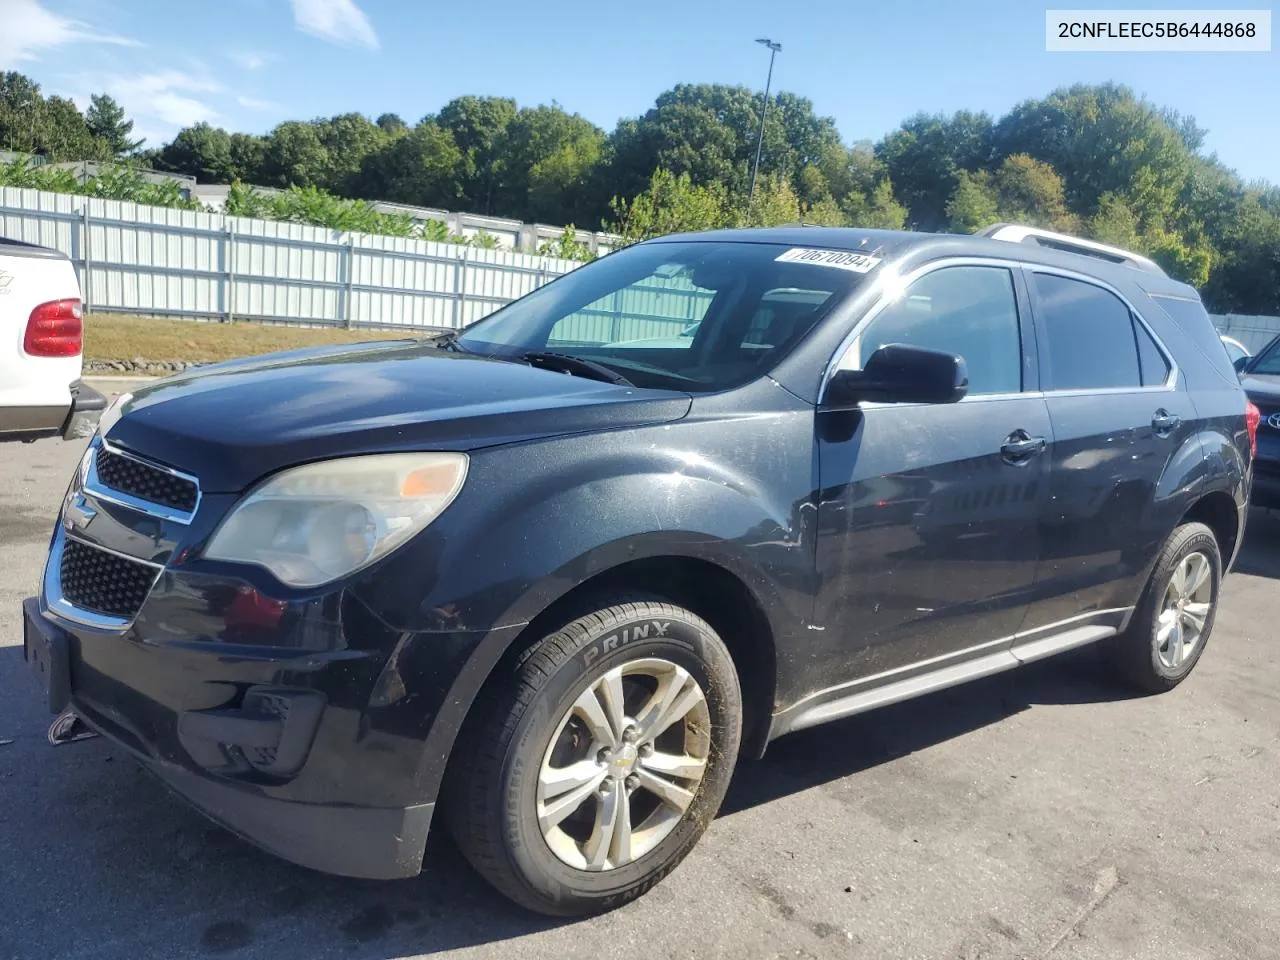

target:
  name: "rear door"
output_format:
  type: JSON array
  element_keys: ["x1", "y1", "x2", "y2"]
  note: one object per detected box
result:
[{"x1": 1021, "y1": 267, "x2": 1199, "y2": 630}]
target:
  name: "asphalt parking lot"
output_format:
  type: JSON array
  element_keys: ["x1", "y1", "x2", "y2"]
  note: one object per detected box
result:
[{"x1": 3, "y1": 396, "x2": 1280, "y2": 960}]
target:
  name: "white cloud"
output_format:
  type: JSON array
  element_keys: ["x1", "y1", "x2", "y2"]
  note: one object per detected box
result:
[
  {"x1": 101, "y1": 71, "x2": 223, "y2": 129},
  {"x1": 290, "y1": 0, "x2": 379, "y2": 50},
  {"x1": 228, "y1": 49, "x2": 273, "y2": 71},
  {"x1": 0, "y1": 0, "x2": 138, "y2": 69},
  {"x1": 236, "y1": 95, "x2": 281, "y2": 111}
]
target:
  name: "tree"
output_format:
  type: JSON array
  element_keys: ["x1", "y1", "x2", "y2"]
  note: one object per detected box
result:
[
  {"x1": 358, "y1": 122, "x2": 463, "y2": 209},
  {"x1": 154, "y1": 124, "x2": 234, "y2": 181},
  {"x1": 229, "y1": 133, "x2": 267, "y2": 181},
  {"x1": 607, "y1": 168, "x2": 732, "y2": 241},
  {"x1": 85, "y1": 94, "x2": 143, "y2": 156},
  {"x1": 314, "y1": 112, "x2": 388, "y2": 195},
  {"x1": 876, "y1": 110, "x2": 994, "y2": 230},
  {"x1": 497, "y1": 104, "x2": 605, "y2": 223},
  {"x1": 376, "y1": 113, "x2": 407, "y2": 135},
  {"x1": 991, "y1": 155, "x2": 1075, "y2": 230},
  {"x1": 735, "y1": 173, "x2": 803, "y2": 227},
  {"x1": 434, "y1": 95, "x2": 517, "y2": 213},
  {"x1": 843, "y1": 180, "x2": 908, "y2": 230},
  {"x1": 992, "y1": 83, "x2": 1191, "y2": 230},
  {"x1": 1088, "y1": 192, "x2": 1142, "y2": 249},
  {"x1": 602, "y1": 83, "x2": 839, "y2": 208},
  {"x1": 259, "y1": 121, "x2": 330, "y2": 189},
  {"x1": 945, "y1": 171, "x2": 1000, "y2": 233}
]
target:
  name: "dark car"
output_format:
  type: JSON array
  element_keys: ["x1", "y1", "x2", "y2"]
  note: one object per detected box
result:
[
  {"x1": 21, "y1": 223, "x2": 1255, "y2": 917},
  {"x1": 1234, "y1": 333, "x2": 1280, "y2": 508}
]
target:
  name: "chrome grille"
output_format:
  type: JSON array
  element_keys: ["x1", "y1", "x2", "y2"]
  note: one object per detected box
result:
[
  {"x1": 95, "y1": 445, "x2": 198, "y2": 514},
  {"x1": 59, "y1": 538, "x2": 160, "y2": 619}
]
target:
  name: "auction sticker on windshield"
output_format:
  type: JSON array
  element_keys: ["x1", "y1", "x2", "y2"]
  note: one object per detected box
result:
[{"x1": 774, "y1": 248, "x2": 882, "y2": 272}]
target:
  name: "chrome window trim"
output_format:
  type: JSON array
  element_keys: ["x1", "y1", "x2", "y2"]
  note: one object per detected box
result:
[
  {"x1": 821, "y1": 256, "x2": 1182, "y2": 401},
  {"x1": 87, "y1": 438, "x2": 202, "y2": 525},
  {"x1": 41, "y1": 526, "x2": 162, "y2": 632}
]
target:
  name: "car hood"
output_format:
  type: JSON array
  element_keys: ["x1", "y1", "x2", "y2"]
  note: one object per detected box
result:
[
  {"x1": 1242, "y1": 373, "x2": 1280, "y2": 405},
  {"x1": 104, "y1": 340, "x2": 692, "y2": 492}
]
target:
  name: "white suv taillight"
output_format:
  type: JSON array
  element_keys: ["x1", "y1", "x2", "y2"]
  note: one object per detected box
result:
[{"x1": 23, "y1": 298, "x2": 83, "y2": 358}]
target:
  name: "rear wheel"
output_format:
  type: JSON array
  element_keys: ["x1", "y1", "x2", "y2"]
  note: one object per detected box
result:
[
  {"x1": 446, "y1": 596, "x2": 742, "y2": 916},
  {"x1": 1108, "y1": 521, "x2": 1221, "y2": 693}
]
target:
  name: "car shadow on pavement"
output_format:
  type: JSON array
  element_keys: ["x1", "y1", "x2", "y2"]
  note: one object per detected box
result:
[
  {"x1": 0, "y1": 646, "x2": 563, "y2": 960},
  {"x1": 3, "y1": 512, "x2": 1276, "y2": 959},
  {"x1": 721, "y1": 643, "x2": 1136, "y2": 817},
  {"x1": 1234, "y1": 507, "x2": 1280, "y2": 579}
]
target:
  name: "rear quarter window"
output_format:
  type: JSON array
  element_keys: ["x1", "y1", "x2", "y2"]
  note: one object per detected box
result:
[{"x1": 1148, "y1": 294, "x2": 1235, "y2": 380}]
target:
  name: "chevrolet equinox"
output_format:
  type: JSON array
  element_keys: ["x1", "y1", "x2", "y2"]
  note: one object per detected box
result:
[{"x1": 22, "y1": 224, "x2": 1256, "y2": 916}]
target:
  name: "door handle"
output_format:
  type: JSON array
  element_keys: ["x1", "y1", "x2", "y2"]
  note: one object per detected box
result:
[
  {"x1": 1152, "y1": 409, "x2": 1180, "y2": 435},
  {"x1": 1001, "y1": 432, "x2": 1047, "y2": 463}
]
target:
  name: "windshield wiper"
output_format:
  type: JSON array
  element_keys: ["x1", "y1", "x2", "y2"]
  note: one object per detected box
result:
[
  {"x1": 521, "y1": 351, "x2": 633, "y2": 386},
  {"x1": 430, "y1": 331, "x2": 470, "y2": 353}
]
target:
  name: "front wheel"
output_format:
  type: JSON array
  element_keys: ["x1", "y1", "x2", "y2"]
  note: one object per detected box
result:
[
  {"x1": 446, "y1": 596, "x2": 743, "y2": 916},
  {"x1": 1108, "y1": 521, "x2": 1222, "y2": 694}
]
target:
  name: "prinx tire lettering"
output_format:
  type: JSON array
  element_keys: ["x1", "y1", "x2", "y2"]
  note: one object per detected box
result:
[{"x1": 582, "y1": 620, "x2": 672, "y2": 667}]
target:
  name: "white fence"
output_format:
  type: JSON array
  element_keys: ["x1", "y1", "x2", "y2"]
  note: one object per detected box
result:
[
  {"x1": 0, "y1": 186, "x2": 587, "y2": 332},
  {"x1": 5, "y1": 186, "x2": 1276, "y2": 350},
  {"x1": 1212, "y1": 314, "x2": 1280, "y2": 353}
]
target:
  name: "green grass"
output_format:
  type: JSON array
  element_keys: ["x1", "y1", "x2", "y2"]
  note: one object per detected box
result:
[{"x1": 85, "y1": 313, "x2": 425, "y2": 364}]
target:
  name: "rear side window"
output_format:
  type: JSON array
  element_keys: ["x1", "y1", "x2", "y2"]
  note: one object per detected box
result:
[
  {"x1": 1135, "y1": 321, "x2": 1171, "y2": 385},
  {"x1": 1033, "y1": 273, "x2": 1153, "y2": 390}
]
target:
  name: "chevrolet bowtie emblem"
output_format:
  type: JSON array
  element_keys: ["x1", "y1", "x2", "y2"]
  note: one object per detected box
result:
[{"x1": 63, "y1": 493, "x2": 97, "y2": 532}]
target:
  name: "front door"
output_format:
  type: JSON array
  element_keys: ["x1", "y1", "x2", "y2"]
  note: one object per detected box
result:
[
  {"x1": 809, "y1": 263, "x2": 1051, "y2": 695},
  {"x1": 1020, "y1": 269, "x2": 1200, "y2": 630}
]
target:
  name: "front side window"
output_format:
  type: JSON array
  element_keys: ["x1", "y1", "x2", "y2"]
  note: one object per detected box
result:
[
  {"x1": 456, "y1": 241, "x2": 874, "y2": 392},
  {"x1": 845, "y1": 265, "x2": 1023, "y2": 396}
]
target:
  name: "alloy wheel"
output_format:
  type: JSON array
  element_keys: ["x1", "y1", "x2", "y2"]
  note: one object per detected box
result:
[
  {"x1": 1156, "y1": 550, "x2": 1214, "y2": 670},
  {"x1": 535, "y1": 657, "x2": 711, "y2": 872}
]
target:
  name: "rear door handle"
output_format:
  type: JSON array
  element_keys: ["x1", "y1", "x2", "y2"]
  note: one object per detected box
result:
[
  {"x1": 1152, "y1": 409, "x2": 1180, "y2": 435},
  {"x1": 1001, "y1": 432, "x2": 1047, "y2": 463}
]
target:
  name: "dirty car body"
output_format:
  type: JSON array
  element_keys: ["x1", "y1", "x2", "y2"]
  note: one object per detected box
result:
[{"x1": 22, "y1": 226, "x2": 1251, "y2": 893}]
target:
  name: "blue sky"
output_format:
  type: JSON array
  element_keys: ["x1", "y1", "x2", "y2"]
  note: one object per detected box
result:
[{"x1": 3, "y1": 0, "x2": 1277, "y2": 185}]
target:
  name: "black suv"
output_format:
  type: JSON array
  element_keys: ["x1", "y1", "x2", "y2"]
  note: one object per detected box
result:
[
  {"x1": 21, "y1": 224, "x2": 1254, "y2": 916},
  {"x1": 1234, "y1": 333, "x2": 1280, "y2": 507}
]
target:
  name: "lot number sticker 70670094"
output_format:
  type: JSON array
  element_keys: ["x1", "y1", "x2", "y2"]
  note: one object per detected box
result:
[{"x1": 774, "y1": 248, "x2": 882, "y2": 273}]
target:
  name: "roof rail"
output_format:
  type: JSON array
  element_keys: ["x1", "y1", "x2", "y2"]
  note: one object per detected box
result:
[{"x1": 977, "y1": 223, "x2": 1166, "y2": 276}]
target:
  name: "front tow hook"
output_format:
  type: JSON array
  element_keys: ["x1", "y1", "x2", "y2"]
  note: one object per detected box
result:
[{"x1": 48, "y1": 707, "x2": 99, "y2": 746}]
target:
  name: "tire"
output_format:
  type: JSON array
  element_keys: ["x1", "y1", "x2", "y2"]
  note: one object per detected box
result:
[
  {"x1": 1108, "y1": 521, "x2": 1222, "y2": 694},
  {"x1": 445, "y1": 595, "x2": 743, "y2": 916}
]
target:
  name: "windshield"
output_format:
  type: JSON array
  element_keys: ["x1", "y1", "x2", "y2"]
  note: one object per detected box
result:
[
  {"x1": 1248, "y1": 337, "x2": 1280, "y2": 375},
  {"x1": 454, "y1": 240, "x2": 875, "y2": 392}
]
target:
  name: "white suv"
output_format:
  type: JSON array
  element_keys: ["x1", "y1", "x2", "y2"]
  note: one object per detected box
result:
[{"x1": 0, "y1": 237, "x2": 106, "y2": 443}]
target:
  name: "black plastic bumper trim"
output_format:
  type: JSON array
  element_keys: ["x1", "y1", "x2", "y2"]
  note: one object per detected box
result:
[{"x1": 147, "y1": 760, "x2": 434, "y2": 880}]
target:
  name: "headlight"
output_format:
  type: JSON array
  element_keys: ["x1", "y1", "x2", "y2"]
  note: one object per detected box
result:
[{"x1": 204, "y1": 452, "x2": 468, "y2": 588}]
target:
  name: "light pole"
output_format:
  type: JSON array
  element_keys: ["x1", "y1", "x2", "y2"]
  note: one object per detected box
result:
[{"x1": 748, "y1": 37, "x2": 782, "y2": 203}]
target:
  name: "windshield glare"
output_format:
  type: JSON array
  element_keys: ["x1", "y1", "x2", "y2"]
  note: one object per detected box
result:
[{"x1": 455, "y1": 240, "x2": 872, "y2": 392}]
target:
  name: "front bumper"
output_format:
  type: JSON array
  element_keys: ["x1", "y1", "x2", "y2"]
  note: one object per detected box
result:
[{"x1": 22, "y1": 593, "x2": 438, "y2": 880}]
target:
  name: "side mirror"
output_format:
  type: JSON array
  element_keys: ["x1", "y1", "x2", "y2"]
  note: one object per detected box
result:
[
  {"x1": 1233, "y1": 355, "x2": 1250, "y2": 374},
  {"x1": 824, "y1": 343, "x2": 969, "y2": 408}
]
